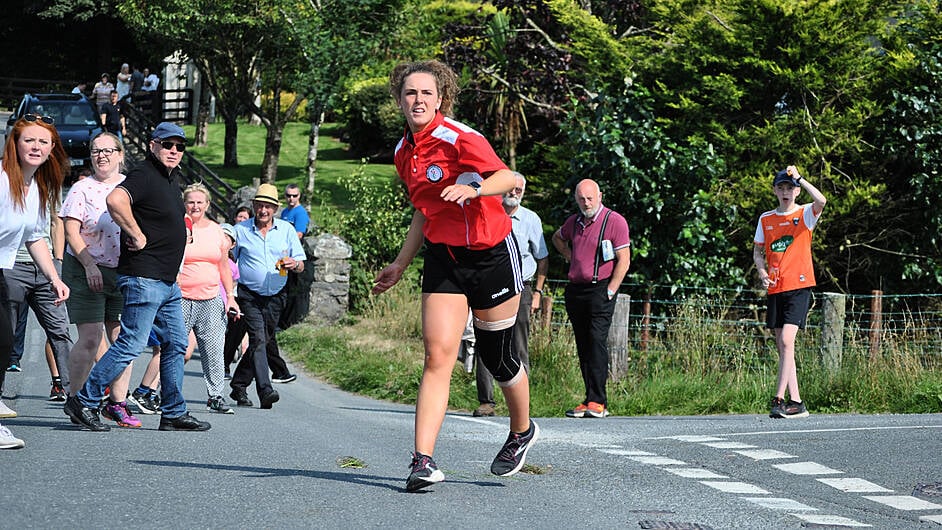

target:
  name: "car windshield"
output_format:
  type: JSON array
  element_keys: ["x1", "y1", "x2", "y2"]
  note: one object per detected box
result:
[{"x1": 29, "y1": 101, "x2": 98, "y2": 127}]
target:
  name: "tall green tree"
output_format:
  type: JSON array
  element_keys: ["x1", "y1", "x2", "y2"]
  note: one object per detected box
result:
[{"x1": 118, "y1": 0, "x2": 305, "y2": 181}]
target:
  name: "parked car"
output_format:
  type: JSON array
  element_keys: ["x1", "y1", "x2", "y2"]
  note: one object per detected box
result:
[{"x1": 5, "y1": 93, "x2": 104, "y2": 175}]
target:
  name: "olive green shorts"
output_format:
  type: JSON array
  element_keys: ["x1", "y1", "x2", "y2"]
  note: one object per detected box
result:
[{"x1": 62, "y1": 253, "x2": 123, "y2": 324}]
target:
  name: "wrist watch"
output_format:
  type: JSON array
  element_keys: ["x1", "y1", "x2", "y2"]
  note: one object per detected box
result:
[{"x1": 468, "y1": 181, "x2": 481, "y2": 197}]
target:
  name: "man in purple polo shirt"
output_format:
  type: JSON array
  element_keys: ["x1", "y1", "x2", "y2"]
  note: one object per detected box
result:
[{"x1": 552, "y1": 179, "x2": 631, "y2": 419}]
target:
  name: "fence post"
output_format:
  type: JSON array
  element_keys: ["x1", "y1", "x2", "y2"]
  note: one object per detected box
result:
[
  {"x1": 820, "y1": 292, "x2": 846, "y2": 374},
  {"x1": 869, "y1": 290, "x2": 883, "y2": 361},
  {"x1": 539, "y1": 295, "x2": 554, "y2": 330},
  {"x1": 608, "y1": 294, "x2": 631, "y2": 381},
  {"x1": 641, "y1": 291, "x2": 651, "y2": 351}
]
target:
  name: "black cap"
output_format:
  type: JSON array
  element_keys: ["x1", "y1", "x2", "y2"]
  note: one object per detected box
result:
[{"x1": 773, "y1": 169, "x2": 799, "y2": 187}]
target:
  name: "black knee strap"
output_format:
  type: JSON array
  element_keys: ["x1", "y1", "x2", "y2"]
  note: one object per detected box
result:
[{"x1": 473, "y1": 319, "x2": 523, "y2": 386}]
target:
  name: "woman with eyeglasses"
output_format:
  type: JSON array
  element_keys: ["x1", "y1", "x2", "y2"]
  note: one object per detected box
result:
[
  {"x1": 58, "y1": 132, "x2": 140, "y2": 428},
  {"x1": 1, "y1": 114, "x2": 71, "y2": 449}
]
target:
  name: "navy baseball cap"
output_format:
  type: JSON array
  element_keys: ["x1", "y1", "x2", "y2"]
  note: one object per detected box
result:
[
  {"x1": 152, "y1": 122, "x2": 186, "y2": 140},
  {"x1": 773, "y1": 169, "x2": 799, "y2": 187}
]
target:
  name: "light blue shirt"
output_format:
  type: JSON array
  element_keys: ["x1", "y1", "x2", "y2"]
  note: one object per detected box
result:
[
  {"x1": 233, "y1": 218, "x2": 305, "y2": 296},
  {"x1": 509, "y1": 205, "x2": 548, "y2": 282}
]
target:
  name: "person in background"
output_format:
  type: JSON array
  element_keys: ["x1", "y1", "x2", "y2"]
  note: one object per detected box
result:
[
  {"x1": 473, "y1": 171, "x2": 548, "y2": 417},
  {"x1": 71, "y1": 81, "x2": 87, "y2": 95},
  {"x1": 59, "y1": 132, "x2": 138, "y2": 428},
  {"x1": 115, "y1": 63, "x2": 131, "y2": 101},
  {"x1": 754, "y1": 165, "x2": 826, "y2": 419},
  {"x1": 99, "y1": 90, "x2": 126, "y2": 142},
  {"x1": 92, "y1": 73, "x2": 113, "y2": 109},
  {"x1": 1, "y1": 113, "x2": 71, "y2": 449},
  {"x1": 142, "y1": 68, "x2": 160, "y2": 92},
  {"x1": 372, "y1": 60, "x2": 538, "y2": 492},
  {"x1": 130, "y1": 65, "x2": 144, "y2": 96},
  {"x1": 228, "y1": 184, "x2": 305, "y2": 409},
  {"x1": 552, "y1": 179, "x2": 630, "y2": 420},
  {"x1": 280, "y1": 184, "x2": 310, "y2": 239},
  {"x1": 233, "y1": 206, "x2": 252, "y2": 224},
  {"x1": 178, "y1": 183, "x2": 239, "y2": 414},
  {"x1": 65, "y1": 122, "x2": 210, "y2": 432}
]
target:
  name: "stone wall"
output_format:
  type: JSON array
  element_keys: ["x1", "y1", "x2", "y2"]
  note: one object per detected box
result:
[{"x1": 302, "y1": 233, "x2": 352, "y2": 326}]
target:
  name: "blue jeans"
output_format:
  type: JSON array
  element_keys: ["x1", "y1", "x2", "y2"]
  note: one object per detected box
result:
[{"x1": 79, "y1": 276, "x2": 189, "y2": 417}]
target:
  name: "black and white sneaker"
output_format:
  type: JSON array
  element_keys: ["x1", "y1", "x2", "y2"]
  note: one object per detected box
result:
[
  {"x1": 406, "y1": 452, "x2": 444, "y2": 492},
  {"x1": 271, "y1": 374, "x2": 297, "y2": 384},
  {"x1": 778, "y1": 399, "x2": 809, "y2": 419},
  {"x1": 490, "y1": 420, "x2": 540, "y2": 477},
  {"x1": 207, "y1": 396, "x2": 234, "y2": 414}
]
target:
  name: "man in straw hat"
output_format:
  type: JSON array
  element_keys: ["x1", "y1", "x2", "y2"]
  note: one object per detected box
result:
[{"x1": 227, "y1": 183, "x2": 305, "y2": 409}]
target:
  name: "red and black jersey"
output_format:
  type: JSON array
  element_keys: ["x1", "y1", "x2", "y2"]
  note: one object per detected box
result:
[{"x1": 394, "y1": 112, "x2": 511, "y2": 249}]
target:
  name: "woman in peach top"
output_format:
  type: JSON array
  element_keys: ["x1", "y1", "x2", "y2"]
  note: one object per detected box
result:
[{"x1": 179, "y1": 184, "x2": 240, "y2": 414}]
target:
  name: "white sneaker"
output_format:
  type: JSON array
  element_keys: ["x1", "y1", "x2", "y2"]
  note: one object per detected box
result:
[
  {"x1": 0, "y1": 424, "x2": 25, "y2": 449},
  {"x1": 0, "y1": 400, "x2": 16, "y2": 419}
]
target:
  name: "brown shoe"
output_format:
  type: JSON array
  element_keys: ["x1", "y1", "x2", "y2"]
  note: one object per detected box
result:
[{"x1": 473, "y1": 403, "x2": 496, "y2": 417}]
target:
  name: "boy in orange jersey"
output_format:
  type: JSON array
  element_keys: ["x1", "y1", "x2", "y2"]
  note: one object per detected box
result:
[{"x1": 754, "y1": 165, "x2": 827, "y2": 418}]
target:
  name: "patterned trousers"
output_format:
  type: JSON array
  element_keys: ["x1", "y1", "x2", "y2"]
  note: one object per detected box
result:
[{"x1": 181, "y1": 296, "x2": 227, "y2": 398}]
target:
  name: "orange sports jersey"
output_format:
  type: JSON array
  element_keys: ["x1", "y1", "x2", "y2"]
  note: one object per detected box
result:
[{"x1": 754, "y1": 203, "x2": 821, "y2": 294}]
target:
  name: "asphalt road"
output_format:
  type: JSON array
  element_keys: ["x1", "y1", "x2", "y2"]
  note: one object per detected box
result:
[{"x1": 2, "y1": 315, "x2": 941, "y2": 529}]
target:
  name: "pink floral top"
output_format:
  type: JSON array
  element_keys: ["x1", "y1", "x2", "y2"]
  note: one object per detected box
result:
[{"x1": 59, "y1": 175, "x2": 125, "y2": 267}]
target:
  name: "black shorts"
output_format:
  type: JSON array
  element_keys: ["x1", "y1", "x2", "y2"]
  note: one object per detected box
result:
[
  {"x1": 766, "y1": 288, "x2": 812, "y2": 329},
  {"x1": 422, "y1": 235, "x2": 523, "y2": 310}
]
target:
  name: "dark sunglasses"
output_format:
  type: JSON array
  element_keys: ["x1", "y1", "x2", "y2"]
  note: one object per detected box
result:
[
  {"x1": 158, "y1": 140, "x2": 186, "y2": 152},
  {"x1": 24, "y1": 113, "x2": 55, "y2": 125},
  {"x1": 285, "y1": 193, "x2": 299, "y2": 198}
]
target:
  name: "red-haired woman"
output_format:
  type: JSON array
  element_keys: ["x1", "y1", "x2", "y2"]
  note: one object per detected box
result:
[{"x1": 0, "y1": 114, "x2": 70, "y2": 449}]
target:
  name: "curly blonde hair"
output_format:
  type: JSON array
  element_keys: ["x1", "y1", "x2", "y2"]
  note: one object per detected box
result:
[{"x1": 389, "y1": 60, "x2": 459, "y2": 117}]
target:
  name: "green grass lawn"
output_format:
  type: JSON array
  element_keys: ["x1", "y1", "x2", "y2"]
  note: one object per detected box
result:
[{"x1": 183, "y1": 120, "x2": 396, "y2": 224}]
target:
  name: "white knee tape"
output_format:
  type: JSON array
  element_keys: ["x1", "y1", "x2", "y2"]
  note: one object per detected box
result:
[{"x1": 473, "y1": 315, "x2": 515, "y2": 331}]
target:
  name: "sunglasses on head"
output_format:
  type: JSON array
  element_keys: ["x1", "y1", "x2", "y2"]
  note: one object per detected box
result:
[
  {"x1": 158, "y1": 140, "x2": 186, "y2": 152},
  {"x1": 24, "y1": 113, "x2": 55, "y2": 125}
]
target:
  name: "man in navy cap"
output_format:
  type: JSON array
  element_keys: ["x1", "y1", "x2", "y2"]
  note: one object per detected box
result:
[{"x1": 65, "y1": 122, "x2": 211, "y2": 432}]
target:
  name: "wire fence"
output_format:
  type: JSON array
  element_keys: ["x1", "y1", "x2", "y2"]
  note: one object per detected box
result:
[{"x1": 537, "y1": 280, "x2": 942, "y2": 367}]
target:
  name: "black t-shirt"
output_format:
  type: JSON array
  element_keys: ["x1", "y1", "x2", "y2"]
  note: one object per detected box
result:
[
  {"x1": 115, "y1": 155, "x2": 186, "y2": 282},
  {"x1": 100, "y1": 102, "x2": 122, "y2": 133}
]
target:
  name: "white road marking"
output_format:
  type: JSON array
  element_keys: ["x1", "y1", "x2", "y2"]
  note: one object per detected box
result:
[
  {"x1": 920, "y1": 514, "x2": 942, "y2": 524},
  {"x1": 650, "y1": 423, "x2": 942, "y2": 439},
  {"x1": 701, "y1": 441, "x2": 756, "y2": 449},
  {"x1": 599, "y1": 449, "x2": 653, "y2": 456},
  {"x1": 628, "y1": 455, "x2": 687, "y2": 466},
  {"x1": 863, "y1": 495, "x2": 942, "y2": 510},
  {"x1": 790, "y1": 513, "x2": 871, "y2": 527},
  {"x1": 773, "y1": 461, "x2": 843, "y2": 475},
  {"x1": 669, "y1": 435, "x2": 727, "y2": 442},
  {"x1": 741, "y1": 497, "x2": 817, "y2": 511},
  {"x1": 699, "y1": 481, "x2": 769, "y2": 494},
  {"x1": 734, "y1": 449, "x2": 796, "y2": 460},
  {"x1": 661, "y1": 467, "x2": 728, "y2": 479},
  {"x1": 817, "y1": 477, "x2": 893, "y2": 493},
  {"x1": 450, "y1": 415, "x2": 503, "y2": 426}
]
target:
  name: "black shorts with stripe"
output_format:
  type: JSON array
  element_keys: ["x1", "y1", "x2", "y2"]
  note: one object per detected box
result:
[
  {"x1": 422, "y1": 235, "x2": 523, "y2": 310},
  {"x1": 766, "y1": 288, "x2": 812, "y2": 329}
]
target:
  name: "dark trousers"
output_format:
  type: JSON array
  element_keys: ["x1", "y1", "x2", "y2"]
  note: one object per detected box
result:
[
  {"x1": 0, "y1": 271, "x2": 11, "y2": 394},
  {"x1": 564, "y1": 282, "x2": 616, "y2": 406},
  {"x1": 476, "y1": 285, "x2": 533, "y2": 404},
  {"x1": 230, "y1": 285, "x2": 288, "y2": 396},
  {"x1": 223, "y1": 312, "x2": 289, "y2": 378}
]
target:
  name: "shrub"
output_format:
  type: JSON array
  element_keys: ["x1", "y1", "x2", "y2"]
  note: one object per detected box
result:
[{"x1": 337, "y1": 77, "x2": 403, "y2": 159}]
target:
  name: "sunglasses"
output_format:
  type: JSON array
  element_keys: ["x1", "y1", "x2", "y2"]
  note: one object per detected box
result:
[
  {"x1": 158, "y1": 140, "x2": 186, "y2": 152},
  {"x1": 24, "y1": 113, "x2": 55, "y2": 125},
  {"x1": 285, "y1": 193, "x2": 299, "y2": 198},
  {"x1": 91, "y1": 147, "x2": 120, "y2": 156}
]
